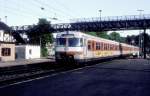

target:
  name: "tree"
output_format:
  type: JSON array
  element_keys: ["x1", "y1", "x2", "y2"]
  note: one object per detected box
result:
[
  {"x1": 120, "y1": 37, "x2": 126, "y2": 43},
  {"x1": 97, "y1": 32, "x2": 109, "y2": 39},
  {"x1": 109, "y1": 32, "x2": 121, "y2": 42},
  {"x1": 28, "y1": 18, "x2": 53, "y2": 57},
  {"x1": 86, "y1": 32, "x2": 97, "y2": 36},
  {"x1": 38, "y1": 19, "x2": 53, "y2": 57},
  {"x1": 86, "y1": 31, "x2": 109, "y2": 39},
  {"x1": 125, "y1": 35, "x2": 137, "y2": 45}
]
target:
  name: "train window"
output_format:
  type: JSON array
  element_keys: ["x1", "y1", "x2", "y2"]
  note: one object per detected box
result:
[
  {"x1": 98, "y1": 43, "x2": 100, "y2": 50},
  {"x1": 123, "y1": 46, "x2": 125, "y2": 50},
  {"x1": 113, "y1": 45, "x2": 115, "y2": 50},
  {"x1": 110, "y1": 44, "x2": 113, "y2": 50},
  {"x1": 122, "y1": 46, "x2": 124, "y2": 50},
  {"x1": 1, "y1": 48, "x2": 11, "y2": 56},
  {"x1": 92, "y1": 41, "x2": 95, "y2": 51},
  {"x1": 102, "y1": 44, "x2": 104, "y2": 50},
  {"x1": 104, "y1": 43, "x2": 107, "y2": 50},
  {"x1": 117, "y1": 46, "x2": 121, "y2": 50},
  {"x1": 88, "y1": 41, "x2": 92, "y2": 50},
  {"x1": 108, "y1": 44, "x2": 111, "y2": 50},
  {"x1": 108, "y1": 44, "x2": 110, "y2": 50},
  {"x1": 80, "y1": 38, "x2": 83, "y2": 46},
  {"x1": 108, "y1": 44, "x2": 109, "y2": 50},
  {"x1": 96, "y1": 42, "x2": 100, "y2": 50},
  {"x1": 103, "y1": 44, "x2": 105, "y2": 50},
  {"x1": 117, "y1": 46, "x2": 119, "y2": 50},
  {"x1": 96, "y1": 42, "x2": 98, "y2": 50},
  {"x1": 56, "y1": 38, "x2": 66, "y2": 47},
  {"x1": 103, "y1": 43, "x2": 105, "y2": 50},
  {"x1": 110, "y1": 44, "x2": 112, "y2": 50},
  {"x1": 115, "y1": 45, "x2": 116, "y2": 50},
  {"x1": 115, "y1": 46, "x2": 118, "y2": 50},
  {"x1": 100, "y1": 42, "x2": 103, "y2": 50},
  {"x1": 114, "y1": 45, "x2": 116, "y2": 50},
  {"x1": 68, "y1": 38, "x2": 83, "y2": 47},
  {"x1": 106, "y1": 44, "x2": 108, "y2": 50},
  {"x1": 29, "y1": 49, "x2": 32, "y2": 55}
]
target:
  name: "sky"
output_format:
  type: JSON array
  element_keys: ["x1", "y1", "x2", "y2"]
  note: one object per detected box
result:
[{"x1": 0, "y1": 0, "x2": 150, "y2": 36}]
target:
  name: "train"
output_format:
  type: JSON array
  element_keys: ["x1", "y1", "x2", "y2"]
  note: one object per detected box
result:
[{"x1": 55, "y1": 31, "x2": 139, "y2": 64}]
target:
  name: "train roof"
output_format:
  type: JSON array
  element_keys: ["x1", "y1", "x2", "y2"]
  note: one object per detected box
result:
[{"x1": 56, "y1": 31, "x2": 139, "y2": 48}]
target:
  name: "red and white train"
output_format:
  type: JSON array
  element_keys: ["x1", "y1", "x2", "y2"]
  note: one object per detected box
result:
[{"x1": 55, "y1": 31, "x2": 139, "y2": 64}]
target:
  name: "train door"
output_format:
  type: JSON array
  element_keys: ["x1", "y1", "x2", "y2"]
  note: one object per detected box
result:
[
  {"x1": 86, "y1": 40, "x2": 93, "y2": 59},
  {"x1": 83, "y1": 38, "x2": 87, "y2": 58}
]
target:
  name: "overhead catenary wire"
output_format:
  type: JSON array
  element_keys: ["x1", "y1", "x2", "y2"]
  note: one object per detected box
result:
[
  {"x1": 0, "y1": 0, "x2": 41, "y2": 18},
  {"x1": 0, "y1": 2, "x2": 41, "y2": 25},
  {"x1": 0, "y1": 5, "x2": 36, "y2": 19},
  {"x1": 50, "y1": 0, "x2": 80, "y2": 17},
  {"x1": 0, "y1": 0, "x2": 76, "y2": 25},
  {"x1": 8, "y1": 0, "x2": 44, "y2": 17},
  {"x1": 33, "y1": 0, "x2": 75, "y2": 19}
]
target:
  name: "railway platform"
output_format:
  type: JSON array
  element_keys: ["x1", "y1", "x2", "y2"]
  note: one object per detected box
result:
[
  {"x1": 0, "y1": 58, "x2": 55, "y2": 68},
  {"x1": 0, "y1": 59, "x2": 150, "y2": 96}
]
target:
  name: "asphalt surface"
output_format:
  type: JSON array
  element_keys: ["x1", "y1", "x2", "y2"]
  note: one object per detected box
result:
[
  {"x1": 0, "y1": 59, "x2": 150, "y2": 96},
  {"x1": 0, "y1": 58, "x2": 54, "y2": 68}
]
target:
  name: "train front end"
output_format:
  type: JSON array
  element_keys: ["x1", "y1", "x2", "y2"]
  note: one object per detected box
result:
[{"x1": 55, "y1": 32, "x2": 84, "y2": 64}]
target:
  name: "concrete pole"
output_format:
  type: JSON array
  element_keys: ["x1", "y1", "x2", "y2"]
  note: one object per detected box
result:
[
  {"x1": 137, "y1": 9, "x2": 144, "y2": 58},
  {"x1": 143, "y1": 29, "x2": 146, "y2": 59},
  {"x1": 99, "y1": 10, "x2": 102, "y2": 30}
]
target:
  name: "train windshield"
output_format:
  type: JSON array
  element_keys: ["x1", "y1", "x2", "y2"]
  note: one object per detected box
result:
[
  {"x1": 56, "y1": 38, "x2": 66, "y2": 47},
  {"x1": 68, "y1": 38, "x2": 83, "y2": 47},
  {"x1": 56, "y1": 38, "x2": 83, "y2": 47}
]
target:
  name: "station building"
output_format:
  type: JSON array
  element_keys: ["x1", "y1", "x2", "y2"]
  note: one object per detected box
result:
[
  {"x1": 0, "y1": 42, "x2": 15, "y2": 61},
  {"x1": 0, "y1": 22, "x2": 15, "y2": 62},
  {"x1": 15, "y1": 45, "x2": 41, "y2": 59}
]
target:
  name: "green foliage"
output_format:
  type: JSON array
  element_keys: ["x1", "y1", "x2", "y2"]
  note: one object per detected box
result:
[
  {"x1": 38, "y1": 18, "x2": 50, "y2": 25},
  {"x1": 28, "y1": 18, "x2": 53, "y2": 45},
  {"x1": 38, "y1": 18, "x2": 51, "y2": 34},
  {"x1": 109, "y1": 32, "x2": 121, "y2": 42},
  {"x1": 41, "y1": 33, "x2": 53, "y2": 48},
  {"x1": 86, "y1": 32, "x2": 97, "y2": 36},
  {"x1": 120, "y1": 37, "x2": 126, "y2": 43},
  {"x1": 86, "y1": 32, "x2": 109, "y2": 39},
  {"x1": 38, "y1": 19, "x2": 53, "y2": 57},
  {"x1": 28, "y1": 18, "x2": 54, "y2": 57},
  {"x1": 97, "y1": 32, "x2": 109, "y2": 39},
  {"x1": 41, "y1": 47, "x2": 48, "y2": 57},
  {"x1": 85, "y1": 31, "x2": 126, "y2": 43}
]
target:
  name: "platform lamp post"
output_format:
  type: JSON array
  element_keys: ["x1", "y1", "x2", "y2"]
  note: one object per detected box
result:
[
  {"x1": 99, "y1": 10, "x2": 102, "y2": 29},
  {"x1": 99, "y1": 10, "x2": 102, "y2": 21},
  {"x1": 137, "y1": 9, "x2": 144, "y2": 58},
  {"x1": 98, "y1": 10, "x2": 102, "y2": 36},
  {"x1": 4, "y1": 16, "x2": 7, "y2": 24},
  {"x1": 39, "y1": 7, "x2": 45, "y2": 57}
]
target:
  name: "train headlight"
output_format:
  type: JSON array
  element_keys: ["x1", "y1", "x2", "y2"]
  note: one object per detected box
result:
[{"x1": 74, "y1": 54, "x2": 84, "y2": 59}]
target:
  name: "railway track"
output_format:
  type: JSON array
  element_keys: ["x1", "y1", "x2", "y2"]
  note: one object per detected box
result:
[
  {"x1": 0, "y1": 62, "x2": 80, "y2": 87},
  {"x1": 0, "y1": 58, "x2": 125, "y2": 87}
]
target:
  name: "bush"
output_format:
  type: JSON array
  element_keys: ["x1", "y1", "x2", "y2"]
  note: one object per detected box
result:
[{"x1": 41, "y1": 47, "x2": 48, "y2": 57}]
